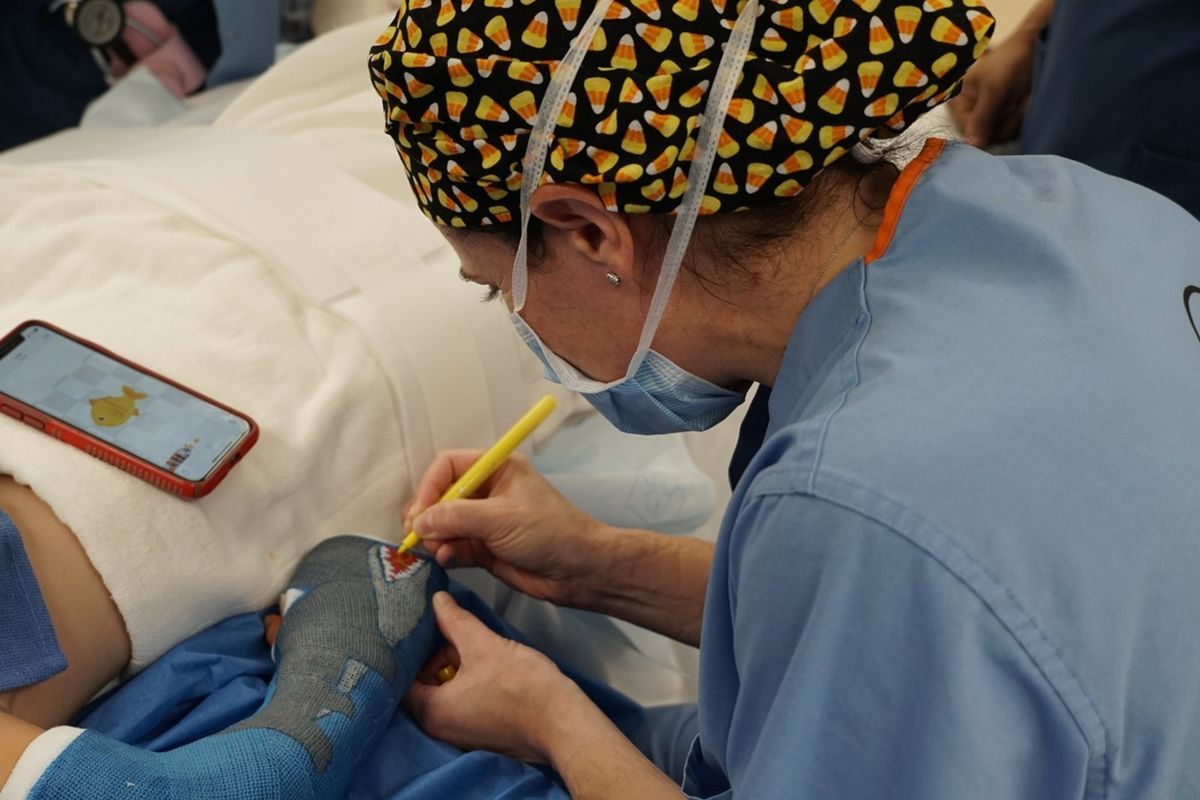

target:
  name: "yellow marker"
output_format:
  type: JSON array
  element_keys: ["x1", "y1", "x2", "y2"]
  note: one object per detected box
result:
[
  {"x1": 435, "y1": 664, "x2": 458, "y2": 684},
  {"x1": 397, "y1": 394, "x2": 558, "y2": 554}
]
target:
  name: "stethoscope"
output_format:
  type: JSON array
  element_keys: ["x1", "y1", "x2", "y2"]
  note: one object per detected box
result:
[{"x1": 47, "y1": 0, "x2": 166, "y2": 84}]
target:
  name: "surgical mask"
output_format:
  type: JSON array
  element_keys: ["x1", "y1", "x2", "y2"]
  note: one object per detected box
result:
[{"x1": 509, "y1": 0, "x2": 760, "y2": 434}]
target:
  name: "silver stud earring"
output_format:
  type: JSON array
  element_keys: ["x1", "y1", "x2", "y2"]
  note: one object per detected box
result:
[{"x1": 606, "y1": 272, "x2": 621, "y2": 287}]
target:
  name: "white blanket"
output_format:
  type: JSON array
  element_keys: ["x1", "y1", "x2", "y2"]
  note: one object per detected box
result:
[
  {"x1": 0, "y1": 16, "x2": 740, "y2": 703},
  {"x1": 0, "y1": 126, "x2": 575, "y2": 670}
]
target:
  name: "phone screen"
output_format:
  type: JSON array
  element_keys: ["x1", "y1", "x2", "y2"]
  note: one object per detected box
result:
[{"x1": 0, "y1": 325, "x2": 251, "y2": 481}]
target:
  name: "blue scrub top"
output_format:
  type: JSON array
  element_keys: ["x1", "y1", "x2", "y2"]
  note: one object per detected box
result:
[
  {"x1": 687, "y1": 140, "x2": 1200, "y2": 799},
  {"x1": 1022, "y1": 0, "x2": 1200, "y2": 220}
]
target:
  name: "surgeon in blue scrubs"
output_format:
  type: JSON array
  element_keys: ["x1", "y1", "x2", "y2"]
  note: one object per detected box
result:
[
  {"x1": 951, "y1": 0, "x2": 1200, "y2": 219},
  {"x1": 367, "y1": 0, "x2": 1200, "y2": 797}
]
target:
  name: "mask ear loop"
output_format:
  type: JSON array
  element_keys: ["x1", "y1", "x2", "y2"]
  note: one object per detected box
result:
[
  {"x1": 627, "y1": 0, "x2": 760, "y2": 371},
  {"x1": 511, "y1": 0, "x2": 760, "y2": 388},
  {"x1": 511, "y1": 0, "x2": 614, "y2": 315}
]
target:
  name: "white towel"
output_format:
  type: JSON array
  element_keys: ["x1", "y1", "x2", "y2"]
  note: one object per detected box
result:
[{"x1": 0, "y1": 127, "x2": 570, "y2": 670}]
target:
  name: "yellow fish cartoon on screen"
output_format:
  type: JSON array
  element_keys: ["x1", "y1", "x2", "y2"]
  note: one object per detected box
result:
[{"x1": 90, "y1": 385, "x2": 148, "y2": 427}]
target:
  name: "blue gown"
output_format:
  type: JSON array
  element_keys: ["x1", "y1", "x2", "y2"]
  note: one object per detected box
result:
[
  {"x1": 1022, "y1": 0, "x2": 1200, "y2": 219},
  {"x1": 686, "y1": 140, "x2": 1200, "y2": 799}
]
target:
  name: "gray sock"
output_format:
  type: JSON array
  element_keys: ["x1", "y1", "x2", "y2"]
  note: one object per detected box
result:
[{"x1": 228, "y1": 535, "x2": 447, "y2": 774}]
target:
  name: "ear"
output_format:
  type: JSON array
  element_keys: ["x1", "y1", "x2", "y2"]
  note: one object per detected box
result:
[{"x1": 529, "y1": 184, "x2": 635, "y2": 281}]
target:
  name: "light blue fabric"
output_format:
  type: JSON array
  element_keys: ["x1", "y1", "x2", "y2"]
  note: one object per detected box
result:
[
  {"x1": 513, "y1": 315, "x2": 746, "y2": 435},
  {"x1": 0, "y1": 507, "x2": 66, "y2": 692},
  {"x1": 207, "y1": 0, "x2": 279, "y2": 88},
  {"x1": 688, "y1": 143, "x2": 1200, "y2": 799},
  {"x1": 76, "y1": 584, "x2": 698, "y2": 798}
]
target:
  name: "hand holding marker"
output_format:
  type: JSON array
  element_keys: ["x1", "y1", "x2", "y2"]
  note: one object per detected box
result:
[
  {"x1": 398, "y1": 394, "x2": 558, "y2": 555},
  {"x1": 398, "y1": 395, "x2": 558, "y2": 683}
]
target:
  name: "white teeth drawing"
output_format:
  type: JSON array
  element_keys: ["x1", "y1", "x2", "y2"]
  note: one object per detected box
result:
[
  {"x1": 280, "y1": 587, "x2": 306, "y2": 615},
  {"x1": 380, "y1": 545, "x2": 422, "y2": 582}
]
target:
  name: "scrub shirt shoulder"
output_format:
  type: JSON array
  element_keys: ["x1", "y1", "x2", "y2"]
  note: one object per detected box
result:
[{"x1": 688, "y1": 140, "x2": 1200, "y2": 799}]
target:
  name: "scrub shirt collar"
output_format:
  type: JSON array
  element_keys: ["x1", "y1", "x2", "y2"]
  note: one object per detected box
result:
[
  {"x1": 765, "y1": 257, "x2": 871, "y2": 443},
  {"x1": 764, "y1": 137, "x2": 948, "y2": 441}
]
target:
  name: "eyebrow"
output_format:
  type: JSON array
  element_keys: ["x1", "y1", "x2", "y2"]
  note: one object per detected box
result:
[{"x1": 458, "y1": 267, "x2": 485, "y2": 285}]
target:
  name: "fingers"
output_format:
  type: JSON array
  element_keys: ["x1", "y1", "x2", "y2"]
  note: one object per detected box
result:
[
  {"x1": 428, "y1": 539, "x2": 489, "y2": 570},
  {"x1": 407, "y1": 450, "x2": 487, "y2": 524},
  {"x1": 403, "y1": 675, "x2": 440, "y2": 725},
  {"x1": 415, "y1": 498, "x2": 509, "y2": 545},
  {"x1": 407, "y1": 449, "x2": 513, "y2": 534},
  {"x1": 415, "y1": 642, "x2": 461, "y2": 686},
  {"x1": 948, "y1": 81, "x2": 975, "y2": 131},
  {"x1": 405, "y1": 595, "x2": 494, "y2": 735},
  {"x1": 411, "y1": 451, "x2": 533, "y2": 516},
  {"x1": 406, "y1": 450, "x2": 538, "y2": 536},
  {"x1": 430, "y1": 591, "x2": 493, "y2": 652},
  {"x1": 961, "y1": 77, "x2": 1002, "y2": 148}
]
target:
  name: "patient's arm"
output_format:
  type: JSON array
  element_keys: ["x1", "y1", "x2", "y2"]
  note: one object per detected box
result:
[
  {"x1": 0, "y1": 713, "x2": 41, "y2": 788},
  {"x1": 0, "y1": 477, "x2": 131, "y2": 728}
]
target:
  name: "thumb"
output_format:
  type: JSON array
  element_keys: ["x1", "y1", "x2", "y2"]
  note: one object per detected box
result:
[
  {"x1": 431, "y1": 591, "x2": 492, "y2": 652},
  {"x1": 415, "y1": 498, "x2": 509, "y2": 544},
  {"x1": 404, "y1": 676, "x2": 443, "y2": 726}
]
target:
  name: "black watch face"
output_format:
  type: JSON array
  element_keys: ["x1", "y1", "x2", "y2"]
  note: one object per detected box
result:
[{"x1": 74, "y1": 0, "x2": 124, "y2": 46}]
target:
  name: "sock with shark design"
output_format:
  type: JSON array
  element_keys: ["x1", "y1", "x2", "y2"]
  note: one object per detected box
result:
[{"x1": 0, "y1": 536, "x2": 446, "y2": 800}]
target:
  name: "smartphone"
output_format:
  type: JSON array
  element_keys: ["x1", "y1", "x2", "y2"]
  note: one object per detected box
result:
[{"x1": 0, "y1": 320, "x2": 258, "y2": 499}]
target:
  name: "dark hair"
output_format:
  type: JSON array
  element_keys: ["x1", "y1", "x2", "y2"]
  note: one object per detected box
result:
[{"x1": 483, "y1": 149, "x2": 898, "y2": 300}]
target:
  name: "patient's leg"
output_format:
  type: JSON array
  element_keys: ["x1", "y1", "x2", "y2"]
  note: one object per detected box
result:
[
  {"x1": 2, "y1": 537, "x2": 446, "y2": 800},
  {"x1": 0, "y1": 476, "x2": 131, "y2": 726}
]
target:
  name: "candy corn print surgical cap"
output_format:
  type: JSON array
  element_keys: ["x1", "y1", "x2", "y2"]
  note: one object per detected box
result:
[{"x1": 369, "y1": 0, "x2": 995, "y2": 229}]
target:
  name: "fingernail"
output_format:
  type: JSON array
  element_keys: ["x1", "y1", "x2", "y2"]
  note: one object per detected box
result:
[{"x1": 432, "y1": 591, "x2": 449, "y2": 608}]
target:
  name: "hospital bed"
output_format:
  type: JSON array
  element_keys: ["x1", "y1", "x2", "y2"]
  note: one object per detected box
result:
[{"x1": 0, "y1": 14, "x2": 747, "y2": 716}]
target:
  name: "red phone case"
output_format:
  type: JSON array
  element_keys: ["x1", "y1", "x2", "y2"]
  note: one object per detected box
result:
[{"x1": 0, "y1": 320, "x2": 259, "y2": 499}]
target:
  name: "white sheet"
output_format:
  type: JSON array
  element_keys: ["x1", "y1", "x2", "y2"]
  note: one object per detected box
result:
[
  {"x1": 0, "y1": 121, "x2": 575, "y2": 670},
  {"x1": 0, "y1": 154, "x2": 413, "y2": 670},
  {"x1": 0, "y1": 15, "x2": 747, "y2": 703}
]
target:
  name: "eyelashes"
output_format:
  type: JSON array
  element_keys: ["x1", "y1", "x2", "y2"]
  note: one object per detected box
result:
[{"x1": 480, "y1": 285, "x2": 502, "y2": 303}]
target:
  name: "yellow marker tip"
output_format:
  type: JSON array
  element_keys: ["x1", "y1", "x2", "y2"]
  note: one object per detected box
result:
[{"x1": 397, "y1": 530, "x2": 421, "y2": 554}]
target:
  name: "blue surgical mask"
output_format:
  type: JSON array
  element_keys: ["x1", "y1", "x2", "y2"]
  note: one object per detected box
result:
[
  {"x1": 506, "y1": 0, "x2": 759, "y2": 435},
  {"x1": 511, "y1": 314, "x2": 745, "y2": 434}
]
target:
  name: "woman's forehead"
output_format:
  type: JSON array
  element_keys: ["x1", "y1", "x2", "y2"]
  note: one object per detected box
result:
[{"x1": 446, "y1": 231, "x2": 513, "y2": 277}]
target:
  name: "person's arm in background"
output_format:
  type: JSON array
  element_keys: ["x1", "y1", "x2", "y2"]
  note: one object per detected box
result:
[
  {"x1": 950, "y1": 0, "x2": 1055, "y2": 148},
  {"x1": 406, "y1": 451, "x2": 712, "y2": 646}
]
